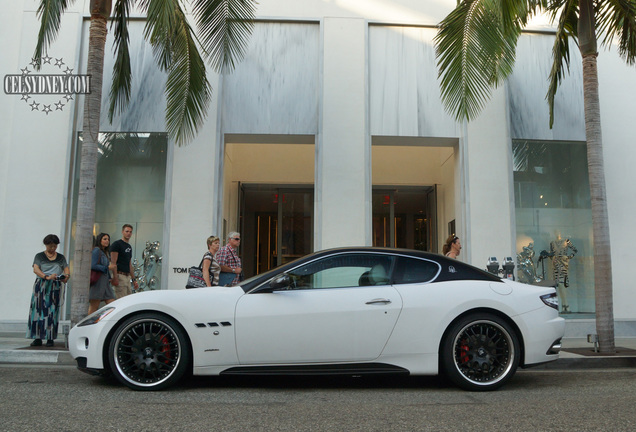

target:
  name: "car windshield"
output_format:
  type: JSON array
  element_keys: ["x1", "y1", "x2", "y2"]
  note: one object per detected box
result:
[{"x1": 238, "y1": 254, "x2": 309, "y2": 289}]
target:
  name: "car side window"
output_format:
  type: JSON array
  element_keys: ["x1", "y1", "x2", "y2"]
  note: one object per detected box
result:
[
  {"x1": 392, "y1": 256, "x2": 440, "y2": 285},
  {"x1": 287, "y1": 253, "x2": 393, "y2": 289}
]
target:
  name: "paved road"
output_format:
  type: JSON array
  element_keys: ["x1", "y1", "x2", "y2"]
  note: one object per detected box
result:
[{"x1": 1, "y1": 365, "x2": 635, "y2": 431}]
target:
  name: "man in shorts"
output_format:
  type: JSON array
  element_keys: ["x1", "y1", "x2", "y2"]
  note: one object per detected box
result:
[{"x1": 110, "y1": 224, "x2": 139, "y2": 298}]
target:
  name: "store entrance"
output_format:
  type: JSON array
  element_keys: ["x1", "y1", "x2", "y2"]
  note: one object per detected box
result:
[
  {"x1": 240, "y1": 185, "x2": 313, "y2": 276},
  {"x1": 372, "y1": 187, "x2": 437, "y2": 252}
]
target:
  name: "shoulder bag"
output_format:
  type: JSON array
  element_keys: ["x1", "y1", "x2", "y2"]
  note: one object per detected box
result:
[{"x1": 186, "y1": 258, "x2": 207, "y2": 289}]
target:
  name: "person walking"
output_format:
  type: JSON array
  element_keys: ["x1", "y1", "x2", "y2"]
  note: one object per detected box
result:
[
  {"x1": 89, "y1": 233, "x2": 117, "y2": 314},
  {"x1": 110, "y1": 224, "x2": 139, "y2": 298},
  {"x1": 27, "y1": 234, "x2": 70, "y2": 347},
  {"x1": 443, "y1": 235, "x2": 462, "y2": 259},
  {"x1": 217, "y1": 232, "x2": 243, "y2": 286},
  {"x1": 202, "y1": 236, "x2": 221, "y2": 286}
]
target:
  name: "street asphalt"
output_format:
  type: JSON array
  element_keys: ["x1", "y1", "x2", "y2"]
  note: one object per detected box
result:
[{"x1": 1, "y1": 331, "x2": 635, "y2": 369}]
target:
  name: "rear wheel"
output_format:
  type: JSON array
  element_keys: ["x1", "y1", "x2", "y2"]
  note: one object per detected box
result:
[
  {"x1": 441, "y1": 313, "x2": 520, "y2": 391},
  {"x1": 108, "y1": 313, "x2": 190, "y2": 391}
]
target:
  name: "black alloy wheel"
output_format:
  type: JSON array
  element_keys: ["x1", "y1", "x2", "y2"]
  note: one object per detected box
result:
[
  {"x1": 108, "y1": 313, "x2": 190, "y2": 391},
  {"x1": 441, "y1": 313, "x2": 520, "y2": 391}
]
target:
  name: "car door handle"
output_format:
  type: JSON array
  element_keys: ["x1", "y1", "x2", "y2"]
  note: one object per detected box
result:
[{"x1": 366, "y1": 298, "x2": 392, "y2": 305}]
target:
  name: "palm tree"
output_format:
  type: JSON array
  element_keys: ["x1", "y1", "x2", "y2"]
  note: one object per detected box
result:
[
  {"x1": 33, "y1": 0, "x2": 256, "y2": 325},
  {"x1": 434, "y1": 0, "x2": 636, "y2": 353}
]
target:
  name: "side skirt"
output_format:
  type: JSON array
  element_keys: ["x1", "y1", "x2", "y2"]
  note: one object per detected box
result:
[{"x1": 219, "y1": 363, "x2": 410, "y2": 376}]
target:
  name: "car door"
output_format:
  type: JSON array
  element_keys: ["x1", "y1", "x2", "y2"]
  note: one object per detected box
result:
[{"x1": 234, "y1": 253, "x2": 403, "y2": 364}]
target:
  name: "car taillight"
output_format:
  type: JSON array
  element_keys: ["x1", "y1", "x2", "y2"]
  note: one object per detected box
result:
[{"x1": 540, "y1": 293, "x2": 559, "y2": 310}]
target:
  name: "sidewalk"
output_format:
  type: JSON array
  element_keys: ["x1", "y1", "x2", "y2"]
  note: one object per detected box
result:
[
  {"x1": 1, "y1": 331, "x2": 635, "y2": 368},
  {"x1": 0, "y1": 332, "x2": 75, "y2": 365}
]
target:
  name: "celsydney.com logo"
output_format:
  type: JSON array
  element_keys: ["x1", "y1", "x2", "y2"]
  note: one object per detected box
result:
[{"x1": 3, "y1": 55, "x2": 90, "y2": 115}]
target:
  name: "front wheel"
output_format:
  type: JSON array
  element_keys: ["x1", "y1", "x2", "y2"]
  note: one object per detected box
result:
[
  {"x1": 108, "y1": 313, "x2": 190, "y2": 391},
  {"x1": 441, "y1": 313, "x2": 520, "y2": 391}
]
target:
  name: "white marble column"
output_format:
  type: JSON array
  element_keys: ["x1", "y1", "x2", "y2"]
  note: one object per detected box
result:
[
  {"x1": 315, "y1": 18, "x2": 369, "y2": 250},
  {"x1": 462, "y1": 86, "x2": 515, "y2": 266}
]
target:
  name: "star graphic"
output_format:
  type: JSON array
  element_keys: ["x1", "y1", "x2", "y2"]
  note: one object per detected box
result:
[
  {"x1": 55, "y1": 101, "x2": 65, "y2": 111},
  {"x1": 55, "y1": 58, "x2": 65, "y2": 68},
  {"x1": 64, "y1": 94, "x2": 74, "y2": 101},
  {"x1": 30, "y1": 58, "x2": 40, "y2": 68},
  {"x1": 21, "y1": 94, "x2": 31, "y2": 102},
  {"x1": 21, "y1": 67, "x2": 31, "y2": 75},
  {"x1": 30, "y1": 101, "x2": 40, "y2": 111},
  {"x1": 43, "y1": 105, "x2": 53, "y2": 115},
  {"x1": 42, "y1": 55, "x2": 52, "y2": 64},
  {"x1": 64, "y1": 67, "x2": 74, "y2": 75}
]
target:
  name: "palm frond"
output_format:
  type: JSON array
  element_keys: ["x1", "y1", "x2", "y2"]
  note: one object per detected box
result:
[
  {"x1": 163, "y1": 6, "x2": 212, "y2": 146},
  {"x1": 108, "y1": 0, "x2": 133, "y2": 122},
  {"x1": 597, "y1": 0, "x2": 636, "y2": 65},
  {"x1": 192, "y1": 0, "x2": 256, "y2": 73},
  {"x1": 141, "y1": 0, "x2": 176, "y2": 70},
  {"x1": 435, "y1": 0, "x2": 521, "y2": 122},
  {"x1": 34, "y1": 0, "x2": 73, "y2": 69},
  {"x1": 546, "y1": 0, "x2": 578, "y2": 128}
]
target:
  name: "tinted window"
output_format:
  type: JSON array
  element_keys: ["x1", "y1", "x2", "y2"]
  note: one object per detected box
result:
[
  {"x1": 287, "y1": 253, "x2": 394, "y2": 289},
  {"x1": 393, "y1": 256, "x2": 440, "y2": 284}
]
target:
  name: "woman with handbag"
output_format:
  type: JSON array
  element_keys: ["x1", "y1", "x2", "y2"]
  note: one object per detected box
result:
[
  {"x1": 88, "y1": 233, "x2": 117, "y2": 314},
  {"x1": 202, "y1": 236, "x2": 221, "y2": 286},
  {"x1": 27, "y1": 234, "x2": 70, "y2": 347}
]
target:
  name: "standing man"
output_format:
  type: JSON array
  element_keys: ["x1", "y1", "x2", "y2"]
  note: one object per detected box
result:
[
  {"x1": 110, "y1": 224, "x2": 139, "y2": 298},
  {"x1": 217, "y1": 232, "x2": 243, "y2": 286}
]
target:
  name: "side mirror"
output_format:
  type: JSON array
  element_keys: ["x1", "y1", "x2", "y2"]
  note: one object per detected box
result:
[{"x1": 268, "y1": 273, "x2": 291, "y2": 291}]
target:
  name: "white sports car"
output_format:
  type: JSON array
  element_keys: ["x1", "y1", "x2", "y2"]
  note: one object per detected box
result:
[{"x1": 69, "y1": 247, "x2": 565, "y2": 391}]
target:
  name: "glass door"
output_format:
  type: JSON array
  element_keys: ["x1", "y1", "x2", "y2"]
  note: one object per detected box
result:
[
  {"x1": 372, "y1": 187, "x2": 436, "y2": 252},
  {"x1": 241, "y1": 186, "x2": 313, "y2": 277}
]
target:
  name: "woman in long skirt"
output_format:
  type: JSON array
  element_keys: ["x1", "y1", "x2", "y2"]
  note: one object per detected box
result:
[{"x1": 27, "y1": 234, "x2": 69, "y2": 347}]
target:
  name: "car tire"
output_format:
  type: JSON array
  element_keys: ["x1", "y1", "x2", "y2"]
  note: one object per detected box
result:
[
  {"x1": 441, "y1": 313, "x2": 520, "y2": 391},
  {"x1": 108, "y1": 313, "x2": 190, "y2": 391}
]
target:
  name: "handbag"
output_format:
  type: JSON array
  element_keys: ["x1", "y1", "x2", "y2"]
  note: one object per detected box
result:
[
  {"x1": 90, "y1": 270, "x2": 101, "y2": 285},
  {"x1": 186, "y1": 259, "x2": 207, "y2": 289},
  {"x1": 218, "y1": 272, "x2": 235, "y2": 287}
]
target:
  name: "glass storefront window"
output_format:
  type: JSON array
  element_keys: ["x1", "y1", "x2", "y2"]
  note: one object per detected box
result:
[
  {"x1": 513, "y1": 140, "x2": 594, "y2": 316},
  {"x1": 71, "y1": 132, "x2": 168, "y2": 291}
]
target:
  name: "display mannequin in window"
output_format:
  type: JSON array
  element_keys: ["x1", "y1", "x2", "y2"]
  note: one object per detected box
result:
[{"x1": 550, "y1": 233, "x2": 577, "y2": 313}]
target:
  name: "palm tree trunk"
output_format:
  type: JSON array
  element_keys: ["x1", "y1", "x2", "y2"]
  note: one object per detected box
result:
[
  {"x1": 582, "y1": 53, "x2": 615, "y2": 353},
  {"x1": 70, "y1": 14, "x2": 108, "y2": 325},
  {"x1": 578, "y1": 0, "x2": 615, "y2": 353}
]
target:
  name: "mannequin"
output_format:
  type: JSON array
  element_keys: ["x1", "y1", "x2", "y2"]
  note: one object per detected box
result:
[
  {"x1": 549, "y1": 233, "x2": 577, "y2": 313},
  {"x1": 517, "y1": 242, "x2": 541, "y2": 284}
]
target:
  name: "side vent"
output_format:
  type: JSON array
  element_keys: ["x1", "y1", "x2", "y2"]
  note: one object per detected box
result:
[
  {"x1": 220, "y1": 322, "x2": 232, "y2": 327},
  {"x1": 207, "y1": 322, "x2": 219, "y2": 327},
  {"x1": 194, "y1": 323, "x2": 206, "y2": 328}
]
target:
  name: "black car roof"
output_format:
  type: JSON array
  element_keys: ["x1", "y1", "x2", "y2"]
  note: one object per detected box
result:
[{"x1": 240, "y1": 246, "x2": 502, "y2": 292}]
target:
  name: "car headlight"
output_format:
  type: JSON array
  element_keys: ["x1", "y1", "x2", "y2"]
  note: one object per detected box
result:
[
  {"x1": 540, "y1": 293, "x2": 559, "y2": 310},
  {"x1": 77, "y1": 307, "x2": 115, "y2": 327}
]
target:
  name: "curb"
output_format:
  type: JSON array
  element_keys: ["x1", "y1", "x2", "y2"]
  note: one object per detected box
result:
[
  {"x1": 530, "y1": 356, "x2": 636, "y2": 370},
  {"x1": 0, "y1": 349, "x2": 75, "y2": 365}
]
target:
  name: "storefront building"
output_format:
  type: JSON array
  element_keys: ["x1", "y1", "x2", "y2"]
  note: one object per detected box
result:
[{"x1": 1, "y1": 0, "x2": 635, "y2": 335}]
